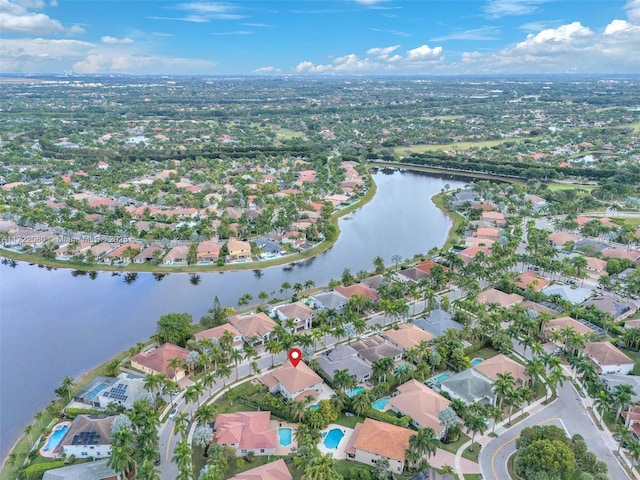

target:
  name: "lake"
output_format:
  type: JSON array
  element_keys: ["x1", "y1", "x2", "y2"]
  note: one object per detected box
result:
[{"x1": 0, "y1": 170, "x2": 465, "y2": 461}]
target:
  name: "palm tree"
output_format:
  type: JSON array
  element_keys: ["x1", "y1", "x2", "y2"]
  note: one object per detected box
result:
[
  {"x1": 627, "y1": 438, "x2": 640, "y2": 468},
  {"x1": 407, "y1": 427, "x2": 439, "y2": 468},
  {"x1": 172, "y1": 439, "x2": 193, "y2": 480},
  {"x1": 218, "y1": 363, "x2": 232, "y2": 389},
  {"x1": 266, "y1": 338, "x2": 283, "y2": 367},
  {"x1": 168, "y1": 357, "x2": 185, "y2": 382},
  {"x1": 464, "y1": 413, "x2": 487, "y2": 448},
  {"x1": 193, "y1": 403, "x2": 217, "y2": 426},
  {"x1": 615, "y1": 424, "x2": 633, "y2": 454},
  {"x1": 302, "y1": 453, "x2": 342, "y2": 480},
  {"x1": 488, "y1": 405, "x2": 504, "y2": 435},
  {"x1": 333, "y1": 369, "x2": 355, "y2": 393},
  {"x1": 373, "y1": 256, "x2": 385, "y2": 274},
  {"x1": 228, "y1": 348, "x2": 243, "y2": 380},
  {"x1": 108, "y1": 427, "x2": 137, "y2": 479},
  {"x1": 143, "y1": 372, "x2": 165, "y2": 400},
  {"x1": 183, "y1": 385, "x2": 200, "y2": 410},
  {"x1": 288, "y1": 400, "x2": 308, "y2": 422},
  {"x1": 372, "y1": 357, "x2": 394, "y2": 384},
  {"x1": 506, "y1": 389, "x2": 522, "y2": 425},
  {"x1": 351, "y1": 390, "x2": 374, "y2": 417},
  {"x1": 525, "y1": 357, "x2": 545, "y2": 391},
  {"x1": 173, "y1": 412, "x2": 190, "y2": 437},
  {"x1": 493, "y1": 372, "x2": 515, "y2": 410},
  {"x1": 392, "y1": 254, "x2": 402, "y2": 271},
  {"x1": 24, "y1": 424, "x2": 33, "y2": 449},
  {"x1": 613, "y1": 384, "x2": 634, "y2": 422}
]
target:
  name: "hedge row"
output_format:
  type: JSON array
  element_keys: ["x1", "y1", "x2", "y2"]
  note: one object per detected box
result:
[{"x1": 22, "y1": 461, "x2": 66, "y2": 479}]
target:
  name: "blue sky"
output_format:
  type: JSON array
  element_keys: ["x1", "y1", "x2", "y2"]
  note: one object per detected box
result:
[{"x1": 1, "y1": 0, "x2": 640, "y2": 74}]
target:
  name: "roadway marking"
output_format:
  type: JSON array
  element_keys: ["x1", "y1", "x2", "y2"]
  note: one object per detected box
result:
[
  {"x1": 164, "y1": 423, "x2": 175, "y2": 462},
  {"x1": 490, "y1": 418, "x2": 560, "y2": 480}
]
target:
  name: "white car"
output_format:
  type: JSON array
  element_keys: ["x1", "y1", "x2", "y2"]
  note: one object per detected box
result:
[{"x1": 169, "y1": 408, "x2": 178, "y2": 419}]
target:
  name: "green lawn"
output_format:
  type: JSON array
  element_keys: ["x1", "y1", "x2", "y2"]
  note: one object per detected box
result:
[
  {"x1": 432, "y1": 192, "x2": 466, "y2": 249},
  {"x1": 334, "y1": 413, "x2": 366, "y2": 429},
  {"x1": 468, "y1": 347, "x2": 501, "y2": 361},
  {"x1": 394, "y1": 136, "x2": 540, "y2": 155},
  {"x1": 461, "y1": 442, "x2": 481, "y2": 463},
  {"x1": 438, "y1": 432, "x2": 471, "y2": 454},
  {"x1": 545, "y1": 183, "x2": 596, "y2": 192}
]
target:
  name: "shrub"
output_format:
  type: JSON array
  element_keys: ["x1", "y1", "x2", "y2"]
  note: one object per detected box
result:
[{"x1": 22, "y1": 461, "x2": 66, "y2": 479}]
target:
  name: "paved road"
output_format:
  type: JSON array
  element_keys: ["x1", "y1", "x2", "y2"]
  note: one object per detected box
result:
[{"x1": 479, "y1": 371, "x2": 629, "y2": 480}]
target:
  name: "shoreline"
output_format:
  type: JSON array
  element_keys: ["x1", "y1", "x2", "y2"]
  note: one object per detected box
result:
[
  {"x1": 0, "y1": 169, "x2": 452, "y2": 472},
  {"x1": 0, "y1": 174, "x2": 377, "y2": 275}
]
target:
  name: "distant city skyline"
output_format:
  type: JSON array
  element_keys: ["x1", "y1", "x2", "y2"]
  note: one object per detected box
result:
[{"x1": 1, "y1": 0, "x2": 640, "y2": 75}]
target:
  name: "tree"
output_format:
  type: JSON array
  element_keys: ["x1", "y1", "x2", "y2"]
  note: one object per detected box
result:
[
  {"x1": 351, "y1": 390, "x2": 374, "y2": 417},
  {"x1": 155, "y1": 313, "x2": 193, "y2": 347},
  {"x1": 612, "y1": 384, "x2": 634, "y2": 422},
  {"x1": 614, "y1": 424, "x2": 632, "y2": 454},
  {"x1": 438, "y1": 406, "x2": 458, "y2": 442},
  {"x1": 515, "y1": 438, "x2": 576, "y2": 480},
  {"x1": 55, "y1": 376, "x2": 75, "y2": 402},
  {"x1": 493, "y1": 372, "x2": 515, "y2": 410},
  {"x1": 193, "y1": 424, "x2": 214, "y2": 457},
  {"x1": 302, "y1": 453, "x2": 343, "y2": 480},
  {"x1": 407, "y1": 427, "x2": 439, "y2": 470},
  {"x1": 464, "y1": 413, "x2": 487, "y2": 447},
  {"x1": 373, "y1": 256, "x2": 385, "y2": 274},
  {"x1": 172, "y1": 439, "x2": 193, "y2": 480}
]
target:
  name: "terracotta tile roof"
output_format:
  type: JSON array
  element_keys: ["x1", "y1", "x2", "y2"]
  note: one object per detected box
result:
[
  {"x1": 130, "y1": 343, "x2": 189, "y2": 377},
  {"x1": 584, "y1": 342, "x2": 633, "y2": 366},
  {"x1": 197, "y1": 241, "x2": 221, "y2": 255},
  {"x1": 515, "y1": 271, "x2": 550, "y2": 292},
  {"x1": 474, "y1": 354, "x2": 529, "y2": 384},
  {"x1": 389, "y1": 380, "x2": 450, "y2": 434},
  {"x1": 383, "y1": 324, "x2": 435, "y2": 349},
  {"x1": 544, "y1": 316, "x2": 595, "y2": 336},
  {"x1": 229, "y1": 459, "x2": 292, "y2": 480},
  {"x1": 261, "y1": 360, "x2": 323, "y2": 394},
  {"x1": 229, "y1": 313, "x2": 277, "y2": 339},
  {"x1": 213, "y1": 412, "x2": 276, "y2": 450},
  {"x1": 602, "y1": 248, "x2": 640, "y2": 262},
  {"x1": 548, "y1": 232, "x2": 579, "y2": 246},
  {"x1": 477, "y1": 288, "x2": 523, "y2": 308},
  {"x1": 334, "y1": 283, "x2": 380, "y2": 301},
  {"x1": 195, "y1": 324, "x2": 243, "y2": 347},
  {"x1": 348, "y1": 418, "x2": 414, "y2": 462},
  {"x1": 275, "y1": 301, "x2": 313, "y2": 321},
  {"x1": 415, "y1": 259, "x2": 449, "y2": 274}
]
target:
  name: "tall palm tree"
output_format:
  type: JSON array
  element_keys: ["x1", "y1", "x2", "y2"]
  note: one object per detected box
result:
[
  {"x1": 613, "y1": 384, "x2": 634, "y2": 422},
  {"x1": 493, "y1": 372, "x2": 515, "y2": 410},
  {"x1": 217, "y1": 363, "x2": 232, "y2": 389},
  {"x1": 351, "y1": 390, "x2": 374, "y2": 417},
  {"x1": 173, "y1": 412, "x2": 190, "y2": 437},
  {"x1": 266, "y1": 338, "x2": 283, "y2": 367},
  {"x1": 193, "y1": 403, "x2": 217, "y2": 426},
  {"x1": 172, "y1": 439, "x2": 193, "y2": 480},
  {"x1": 525, "y1": 357, "x2": 545, "y2": 390},
  {"x1": 464, "y1": 413, "x2": 487, "y2": 447},
  {"x1": 168, "y1": 357, "x2": 185, "y2": 383},
  {"x1": 302, "y1": 453, "x2": 342, "y2": 480},
  {"x1": 615, "y1": 424, "x2": 633, "y2": 454},
  {"x1": 627, "y1": 438, "x2": 640, "y2": 468},
  {"x1": 289, "y1": 400, "x2": 307, "y2": 422},
  {"x1": 333, "y1": 369, "x2": 355, "y2": 393},
  {"x1": 407, "y1": 428, "x2": 439, "y2": 469},
  {"x1": 228, "y1": 348, "x2": 243, "y2": 380}
]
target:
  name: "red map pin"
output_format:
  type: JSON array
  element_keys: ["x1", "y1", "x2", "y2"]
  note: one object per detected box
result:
[{"x1": 288, "y1": 348, "x2": 302, "y2": 367}]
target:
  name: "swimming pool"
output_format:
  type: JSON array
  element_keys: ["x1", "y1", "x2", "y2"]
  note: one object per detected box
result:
[
  {"x1": 435, "y1": 372, "x2": 451, "y2": 383},
  {"x1": 322, "y1": 428, "x2": 345, "y2": 449},
  {"x1": 277, "y1": 427, "x2": 292, "y2": 447},
  {"x1": 471, "y1": 358, "x2": 483, "y2": 367},
  {"x1": 371, "y1": 397, "x2": 390, "y2": 411},
  {"x1": 44, "y1": 424, "x2": 69, "y2": 451},
  {"x1": 309, "y1": 403, "x2": 319, "y2": 410},
  {"x1": 346, "y1": 386, "x2": 364, "y2": 397},
  {"x1": 85, "y1": 382, "x2": 107, "y2": 401}
]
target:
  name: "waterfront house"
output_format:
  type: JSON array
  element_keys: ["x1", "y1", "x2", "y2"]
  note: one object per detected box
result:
[
  {"x1": 42, "y1": 459, "x2": 119, "y2": 480},
  {"x1": 273, "y1": 301, "x2": 313, "y2": 332},
  {"x1": 315, "y1": 344, "x2": 372, "y2": 383},
  {"x1": 389, "y1": 380, "x2": 451, "y2": 438},
  {"x1": 97, "y1": 373, "x2": 147, "y2": 410},
  {"x1": 583, "y1": 342, "x2": 634, "y2": 375},
  {"x1": 213, "y1": 411, "x2": 277, "y2": 457},
  {"x1": 162, "y1": 245, "x2": 189, "y2": 265},
  {"x1": 259, "y1": 359, "x2": 326, "y2": 402},
  {"x1": 196, "y1": 241, "x2": 221, "y2": 262},
  {"x1": 226, "y1": 238, "x2": 252, "y2": 261},
  {"x1": 345, "y1": 418, "x2": 414, "y2": 474},
  {"x1": 130, "y1": 343, "x2": 189, "y2": 381},
  {"x1": 312, "y1": 291, "x2": 349, "y2": 314},
  {"x1": 334, "y1": 283, "x2": 380, "y2": 302},
  {"x1": 228, "y1": 459, "x2": 292, "y2": 480},
  {"x1": 195, "y1": 324, "x2": 244, "y2": 350},
  {"x1": 132, "y1": 244, "x2": 163, "y2": 264},
  {"x1": 228, "y1": 312, "x2": 277, "y2": 346},
  {"x1": 53, "y1": 414, "x2": 116, "y2": 459}
]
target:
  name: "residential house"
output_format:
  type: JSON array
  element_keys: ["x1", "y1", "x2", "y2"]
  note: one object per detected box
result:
[
  {"x1": 53, "y1": 414, "x2": 116, "y2": 459},
  {"x1": 259, "y1": 359, "x2": 326, "y2": 402},
  {"x1": 514, "y1": 271, "x2": 550, "y2": 292},
  {"x1": 602, "y1": 248, "x2": 640, "y2": 263},
  {"x1": 477, "y1": 288, "x2": 523, "y2": 309},
  {"x1": 457, "y1": 245, "x2": 491, "y2": 265},
  {"x1": 389, "y1": 380, "x2": 451, "y2": 438},
  {"x1": 197, "y1": 241, "x2": 221, "y2": 262},
  {"x1": 334, "y1": 283, "x2": 380, "y2": 302},
  {"x1": 195, "y1": 323, "x2": 244, "y2": 350},
  {"x1": 583, "y1": 342, "x2": 634, "y2": 375},
  {"x1": 213, "y1": 411, "x2": 277, "y2": 457},
  {"x1": 316, "y1": 344, "x2": 372, "y2": 383},
  {"x1": 599, "y1": 375, "x2": 640, "y2": 404},
  {"x1": 621, "y1": 405, "x2": 640, "y2": 440},
  {"x1": 103, "y1": 243, "x2": 142, "y2": 264},
  {"x1": 625, "y1": 319, "x2": 640, "y2": 329},
  {"x1": 227, "y1": 238, "x2": 252, "y2": 261},
  {"x1": 473, "y1": 354, "x2": 529, "y2": 387},
  {"x1": 584, "y1": 257, "x2": 607, "y2": 277},
  {"x1": 542, "y1": 284, "x2": 592, "y2": 304},
  {"x1": 312, "y1": 291, "x2": 349, "y2": 314},
  {"x1": 542, "y1": 316, "x2": 596, "y2": 340},
  {"x1": 524, "y1": 194, "x2": 547, "y2": 212},
  {"x1": 548, "y1": 232, "x2": 579, "y2": 248},
  {"x1": 582, "y1": 295, "x2": 637, "y2": 321},
  {"x1": 360, "y1": 274, "x2": 386, "y2": 291},
  {"x1": 413, "y1": 310, "x2": 463, "y2": 337},
  {"x1": 382, "y1": 323, "x2": 435, "y2": 350},
  {"x1": 345, "y1": 418, "x2": 414, "y2": 474},
  {"x1": 414, "y1": 259, "x2": 449, "y2": 275},
  {"x1": 97, "y1": 373, "x2": 147, "y2": 410},
  {"x1": 397, "y1": 267, "x2": 431, "y2": 284},
  {"x1": 439, "y1": 369, "x2": 494, "y2": 406},
  {"x1": 130, "y1": 343, "x2": 189, "y2": 381},
  {"x1": 474, "y1": 227, "x2": 500, "y2": 241},
  {"x1": 228, "y1": 312, "x2": 277, "y2": 346},
  {"x1": 481, "y1": 211, "x2": 506, "y2": 226},
  {"x1": 228, "y1": 459, "x2": 292, "y2": 480},
  {"x1": 273, "y1": 301, "x2": 313, "y2": 332},
  {"x1": 42, "y1": 459, "x2": 119, "y2": 480},
  {"x1": 162, "y1": 245, "x2": 190, "y2": 265},
  {"x1": 132, "y1": 244, "x2": 163, "y2": 264},
  {"x1": 351, "y1": 335, "x2": 403, "y2": 364}
]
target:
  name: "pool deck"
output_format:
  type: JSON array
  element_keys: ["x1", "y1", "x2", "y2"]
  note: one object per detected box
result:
[
  {"x1": 317, "y1": 424, "x2": 354, "y2": 460},
  {"x1": 39, "y1": 421, "x2": 72, "y2": 458},
  {"x1": 270, "y1": 420, "x2": 298, "y2": 456}
]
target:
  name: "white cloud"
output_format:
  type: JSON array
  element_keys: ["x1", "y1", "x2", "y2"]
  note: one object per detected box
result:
[
  {"x1": 354, "y1": 0, "x2": 387, "y2": 4},
  {"x1": 483, "y1": 0, "x2": 546, "y2": 18},
  {"x1": 366, "y1": 45, "x2": 400, "y2": 57},
  {"x1": 431, "y1": 26, "x2": 501, "y2": 41},
  {"x1": 212, "y1": 30, "x2": 252, "y2": 35},
  {"x1": 49, "y1": 0, "x2": 57, "y2": 6},
  {"x1": 157, "y1": 1, "x2": 246, "y2": 21},
  {"x1": 253, "y1": 66, "x2": 282, "y2": 73},
  {"x1": 370, "y1": 27, "x2": 411, "y2": 37},
  {"x1": 406, "y1": 44, "x2": 443, "y2": 60},
  {"x1": 101, "y1": 36, "x2": 134, "y2": 44},
  {"x1": 514, "y1": 22, "x2": 593, "y2": 54},
  {"x1": 0, "y1": 0, "x2": 83, "y2": 34},
  {"x1": 625, "y1": 0, "x2": 640, "y2": 23}
]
